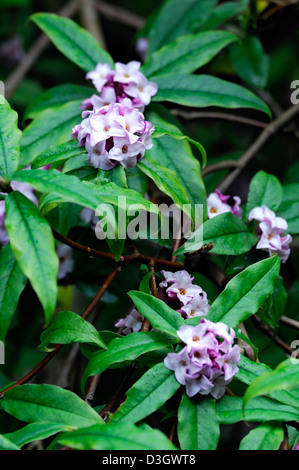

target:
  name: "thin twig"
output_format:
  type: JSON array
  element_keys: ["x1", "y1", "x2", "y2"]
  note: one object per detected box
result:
[
  {"x1": 170, "y1": 109, "x2": 268, "y2": 129},
  {"x1": 85, "y1": 374, "x2": 102, "y2": 405},
  {"x1": 202, "y1": 160, "x2": 240, "y2": 177},
  {"x1": 171, "y1": 225, "x2": 182, "y2": 263},
  {"x1": 280, "y1": 315, "x2": 299, "y2": 331},
  {"x1": 99, "y1": 364, "x2": 136, "y2": 418},
  {"x1": 92, "y1": 1, "x2": 145, "y2": 29},
  {"x1": 0, "y1": 266, "x2": 121, "y2": 397},
  {"x1": 252, "y1": 314, "x2": 294, "y2": 356},
  {"x1": 80, "y1": 0, "x2": 107, "y2": 49},
  {"x1": 218, "y1": 103, "x2": 299, "y2": 193},
  {"x1": 5, "y1": 0, "x2": 80, "y2": 99}
]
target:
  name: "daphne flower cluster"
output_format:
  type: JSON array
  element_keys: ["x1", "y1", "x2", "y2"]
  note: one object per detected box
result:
[
  {"x1": 72, "y1": 98, "x2": 154, "y2": 170},
  {"x1": 249, "y1": 205, "x2": 292, "y2": 263},
  {"x1": 82, "y1": 61, "x2": 158, "y2": 112},
  {"x1": 115, "y1": 308, "x2": 145, "y2": 335},
  {"x1": 159, "y1": 270, "x2": 210, "y2": 319},
  {"x1": 164, "y1": 320, "x2": 240, "y2": 399},
  {"x1": 207, "y1": 189, "x2": 242, "y2": 219}
]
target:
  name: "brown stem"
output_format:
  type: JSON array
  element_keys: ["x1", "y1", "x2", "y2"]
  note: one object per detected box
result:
[
  {"x1": 99, "y1": 364, "x2": 136, "y2": 418},
  {"x1": 252, "y1": 314, "x2": 294, "y2": 356},
  {"x1": 92, "y1": 0, "x2": 145, "y2": 29},
  {"x1": 171, "y1": 225, "x2": 182, "y2": 263},
  {"x1": 85, "y1": 374, "x2": 102, "y2": 406},
  {"x1": 280, "y1": 315, "x2": 299, "y2": 331},
  {"x1": 218, "y1": 103, "x2": 299, "y2": 193},
  {"x1": 0, "y1": 266, "x2": 121, "y2": 397},
  {"x1": 170, "y1": 109, "x2": 268, "y2": 128},
  {"x1": 202, "y1": 160, "x2": 240, "y2": 177}
]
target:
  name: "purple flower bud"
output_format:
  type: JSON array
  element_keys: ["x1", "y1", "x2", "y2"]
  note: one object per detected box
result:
[{"x1": 207, "y1": 190, "x2": 243, "y2": 219}]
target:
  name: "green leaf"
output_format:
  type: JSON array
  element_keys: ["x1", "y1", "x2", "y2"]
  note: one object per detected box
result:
[
  {"x1": 258, "y1": 276, "x2": 287, "y2": 328},
  {"x1": 96, "y1": 165, "x2": 128, "y2": 189},
  {"x1": 246, "y1": 170, "x2": 283, "y2": 217},
  {"x1": 239, "y1": 422, "x2": 284, "y2": 450},
  {"x1": 0, "y1": 102, "x2": 22, "y2": 180},
  {"x1": 82, "y1": 331, "x2": 174, "y2": 391},
  {"x1": 147, "y1": 0, "x2": 217, "y2": 55},
  {"x1": 243, "y1": 359, "x2": 299, "y2": 410},
  {"x1": 142, "y1": 31, "x2": 236, "y2": 78},
  {"x1": 0, "y1": 435, "x2": 20, "y2": 450},
  {"x1": 1, "y1": 384, "x2": 103, "y2": 428},
  {"x1": 139, "y1": 271, "x2": 152, "y2": 295},
  {"x1": 138, "y1": 156, "x2": 192, "y2": 219},
  {"x1": 175, "y1": 212, "x2": 257, "y2": 256},
  {"x1": 152, "y1": 126, "x2": 206, "y2": 167},
  {"x1": 230, "y1": 36, "x2": 269, "y2": 88},
  {"x1": 24, "y1": 84, "x2": 94, "y2": 120},
  {"x1": 277, "y1": 184, "x2": 299, "y2": 234},
  {"x1": 5, "y1": 192, "x2": 59, "y2": 326},
  {"x1": 128, "y1": 291, "x2": 184, "y2": 338},
  {"x1": 206, "y1": 256, "x2": 280, "y2": 327},
  {"x1": 199, "y1": 2, "x2": 247, "y2": 31},
  {"x1": 216, "y1": 395, "x2": 299, "y2": 424},
  {"x1": 153, "y1": 74, "x2": 270, "y2": 116},
  {"x1": 0, "y1": 244, "x2": 27, "y2": 341},
  {"x1": 237, "y1": 355, "x2": 299, "y2": 409},
  {"x1": 112, "y1": 363, "x2": 180, "y2": 425},
  {"x1": 31, "y1": 141, "x2": 84, "y2": 169},
  {"x1": 56, "y1": 423, "x2": 177, "y2": 450},
  {"x1": 20, "y1": 100, "x2": 82, "y2": 167},
  {"x1": 4, "y1": 422, "x2": 75, "y2": 447},
  {"x1": 39, "y1": 311, "x2": 107, "y2": 351},
  {"x1": 178, "y1": 394, "x2": 219, "y2": 450},
  {"x1": 31, "y1": 13, "x2": 114, "y2": 71},
  {"x1": 146, "y1": 105, "x2": 207, "y2": 221}
]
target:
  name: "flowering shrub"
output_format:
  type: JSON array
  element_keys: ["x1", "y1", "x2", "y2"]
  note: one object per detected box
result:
[{"x1": 0, "y1": 0, "x2": 299, "y2": 453}]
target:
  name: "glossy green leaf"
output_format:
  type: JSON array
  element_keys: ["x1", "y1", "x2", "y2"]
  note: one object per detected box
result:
[
  {"x1": 239, "y1": 422, "x2": 284, "y2": 450},
  {"x1": 31, "y1": 13, "x2": 114, "y2": 71},
  {"x1": 128, "y1": 290, "x2": 184, "y2": 338},
  {"x1": 5, "y1": 192, "x2": 58, "y2": 326},
  {"x1": 216, "y1": 396, "x2": 299, "y2": 424},
  {"x1": 20, "y1": 100, "x2": 82, "y2": 167},
  {"x1": 258, "y1": 276, "x2": 287, "y2": 328},
  {"x1": 246, "y1": 170, "x2": 283, "y2": 217},
  {"x1": 24, "y1": 84, "x2": 93, "y2": 120},
  {"x1": 1, "y1": 384, "x2": 103, "y2": 428},
  {"x1": 175, "y1": 212, "x2": 257, "y2": 256},
  {"x1": 4, "y1": 422, "x2": 75, "y2": 447},
  {"x1": 142, "y1": 30, "x2": 236, "y2": 78},
  {"x1": 112, "y1": 362, "x2": 180, "y2": 425},
  {"x1": 0, "y1": 244, "x2": 27, "y2": 341},
  {"x1": 147, "y1": 0, "x2": 217, "y2": 55},
  {"x1": 277, "y1": 184, "x2": 299, "y2": 234},
  {"x1": 0, "y1": 102, "x2": 22, "y2": 180},
  {"x1": 153, "y1": 74, "x2": 270, "y2": 116},
  {"x1": 31, "y1": 141, "x2": 84, "y2": 170},
  {"x1": 56, "y1": 423, "x2": 177, "y2": 450},
  {"x1": 243, "y1": 359, "x2": 299, "y2": 409},
  {"x1": 206, "y1": 256, "x2": 280, "y2": 327},
  {"x1": 178, "y1": 394, "x2": 220, "y2": 450},
  {"x1": 0, "y1": 435, "x2": 20, "y2": 450},
  {"x1": 199, "y1": 2, "x2": 246, "y2": 31},
  {"x1": 82, "y1": 331, "x2": 174, "y2": 391},
  {"x1": 39, "y1": 311, "x2": 107, "y2": 351},
  {"x1": 96, "y1": 165, "x2": 128, "y2": 189},
  {"x1": 230, "y1": 36, "x2": 269, "y2": 88}
]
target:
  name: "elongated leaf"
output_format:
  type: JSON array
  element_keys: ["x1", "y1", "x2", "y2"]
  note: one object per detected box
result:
[
  {"x1": 178, "y1": 394, "x2": 219, "y2": 450},
  {"x1": 216, "y1": 396, "x2": 299, "y2": 424},
  {"x1": 153, "y1": 74, "x2": 270, "y2": 116},
  {"x1": 39, "y1": 311, "x2": 107, "y2": 350},
  {"x1": 143, "y1": 31, "x2": 236, "y2": 78},
  {"x1": 246, "y1": 170, "x2": 283, "y2": 217},
  {"x1": 146, "y1": 105, "x2": 207, "y2": 221},
  {"x1": 277, "y1": 184, "x2": 299, "y2": 234},
  {"x1": 0, "y1": 103, "x2": 22, "y2": 180},
  {"x1": 31, "y1": 13, "x2": 114, "y2": 71},
  {"x1": 112, "y1": 363, "x2": 180, "y2": 425},
  {"x1": 239, "y1": 422, "x2": 284, "y2": 450},
  {"x1": 5, "y1": 192, "x2": 58, "y2": 326},
  {"x1": 128, "y1": 291, "x2": 184, "y2": 338},
  {"x1": 175, "y1": 212, "x2": 257, "y2": 256},
  {"x1": 206, "y1": 256, "x2": 280, "y2": 327},
  {"x1": 0, "y1": 435, "x2": 20, "y2": 450},
  {"x1": 147, "y1": 0, "x2": 217, "y2": 55},
  {"x1": 4, "y1": 422, "x2": 74, "y2": 448},
  {"x1": 230, "y1": 36, "x2": 269, "y2": 88},
  {"x1": 96, "y1": 166, "x2": 127, "y2": 189},
  {"x1": 56, "y1": 423, "x2": 177, "y2": 450},
  {"x1": 20, "y1": 100, "x2": 82, "y2": 167},
  {"x1": 0, "y1": 244, "x2": 27, "y2": 341},
  {"x1": 152, "y1": 126, "x2": 206, "y2": 167},
  {"x1": 138, "y1": 156, "x2": 192, "y2": 219},
  {"x1": 82, "y1": 331, "x2": 174, "y2": 391},
  {"x1": 1, "y1": 384, "x2": 103, "y2": 428},
  {"x1": 32, "y1": 141, "x2": 84, "y2": 169},
  {"x1": 243, "y1": 359, "x2": 299, "y2": 409},
  {"x1": 199, "y1": 2, "x2": 246, "y2": 31},
  {"x1": 24, "y1": 84, "x2": 94, "y2": 120},
  {"x1": 237, "y1": 355, "x2": 299, "y2": 409}
]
